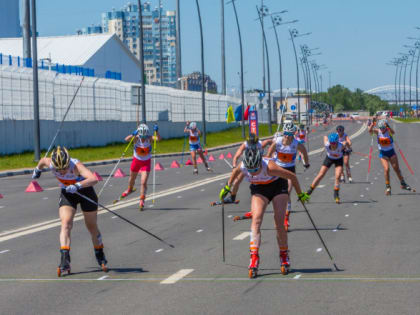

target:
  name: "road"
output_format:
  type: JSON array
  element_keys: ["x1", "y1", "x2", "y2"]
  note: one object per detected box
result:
[{"x1": 1, "y1": 120, "x2": 420, "y2": 315}]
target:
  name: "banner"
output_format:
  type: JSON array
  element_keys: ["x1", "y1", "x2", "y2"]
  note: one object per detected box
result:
[
  {"x1": 226, "y1": 105, "x2": 235, "y2": 123},
  {"x1": 248, "y1": 110, "x2": 259, "y2": 137}
]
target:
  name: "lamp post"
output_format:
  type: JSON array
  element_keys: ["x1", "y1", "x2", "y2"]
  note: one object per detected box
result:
[
  {"x1": 387, "y1": 58, "x2": 400, "y2": 106},
  {"x1": 229, "y1": 0, "x2": 245, "y2": 138},
  {"x1": 159, "y1": 0, "x2": 163, "y2": 86},
  {"x1": 195, "y1": 0, "x2": 206, "y2": 144},
  {"x1": 31, "y1": 0, "x2": 40, "y2": 161},
  {"x1": 137, "y1": 0, "x2": 146, "y2": 122},
  {"x1": 271, "y1": 15, "x2": 297, "y2": 126},
  {"x1": 175, "y1": 0, "x2": 182, "y2": 89},
  {"x1": 221, "y1": 0, "x2": 226, "y2": 95},
  {"x1": 404, "y1": 45, "x2": 416, "y2": 108},
  {"x1": 257, "y1": 5, "x2": 272, "y2": 132},
  {"x1": 289, "y1": 28, "x2": 311, "y2": 124},
  {"x1": 416, "y1": 42, "x2": 420, "y2": 117}
]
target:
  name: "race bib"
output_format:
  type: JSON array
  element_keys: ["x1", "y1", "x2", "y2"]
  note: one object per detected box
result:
[
  {"x1": 277, "y1": 153, "x2": 294, "y2": 163},
  {"x1": 190, "y1": 136, "x2": 198, "y2": 142},
  {"x1": 379, "y1": 138, "x2": 391, "y2": 146},
  {"x1": 136, "y1": 146, "x2": 150, "y2": 156},
  {"x1": 58, "y1": 178, "x2": 77, "y2": 186}
]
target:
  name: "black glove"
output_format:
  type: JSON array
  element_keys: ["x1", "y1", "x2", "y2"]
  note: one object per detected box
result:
[
  {"x1": 304, "y1": 164, "x2": 310, "y2": 169},
  {"x1": 32, "y1": 168, "x2": 41, "y2": 179}
]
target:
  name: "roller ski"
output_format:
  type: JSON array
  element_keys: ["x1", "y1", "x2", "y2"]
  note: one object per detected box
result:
[
  {"x1": 193, "y1": 168, "x2": 198, "y2": 175},
  {"x1": 401, "y1": 181, "x2": 416, "y2": 192},
  {"x1": 210, "y1": 199, "x2": 240, "y2": 206},
  {"x1": 139, "y1": 195, "x2": 145, "y2": 211},
  {"x1": 385, "y1": 184, "x2": 391, "y2": 196},
  {"x1": 348, "y1": 176, "x2": 353, "y2": 183},
  {"x1": 233, "y1": 211, "x2": 252, "y2": 221},
  {"x1": 248, "y1": 252, "x2": 259, "y2": 279},
  {"x1": 113, "y1": 187, "x2": 137, "y2": 204},
  {"x1": 280, "y1": 249, "x2": 290, "y2": 275},
  {"x1": 334, "y1": 189, "x2": 340, "y2": 204},
  {"x1": 205, "y1": 165, "x2": 213, "y2": 172},
  {"x1": 57, "y1": 249, "x2": 71, "y2": 277},
  {"x1": 94, "y1": 247, "x2": 108, "y2": 272}
]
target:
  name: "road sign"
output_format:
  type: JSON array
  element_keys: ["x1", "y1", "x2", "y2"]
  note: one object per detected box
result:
[
  {"x1": 291, "y1": 104, "x2": 296, "y2": 111},
  {"x1": 248, "y1": 110, "x2": 259, "y2": 137},
  {"x1": 258, "y1": 92, "x2": 265, "y2": 100},
  {"x1": 400, "y1": 107, "x2": 404, "y2": 112}
]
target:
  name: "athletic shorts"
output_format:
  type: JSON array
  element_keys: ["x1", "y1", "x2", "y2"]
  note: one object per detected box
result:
[
  {"x1": 283, "y1": 165, "x2": 296, "y2": 174},
  {"x1": 59, "y1": 186, "x2": 98, "y2": 212},
  {"x1": 343, "y1": 150, "x2": 351, "y2": 156},
  {"x1": 323, "y1": 156, "x2": 344, "y2": 168},
  {"x1": 379, "y1": 148, "x2": 396, "y2": 159},
  {"x1": 189, "y1": 144, "x2": 202, "y2": 152},
  {"x1": 131, "y1": 157, "x2": 151, "y2": 172},
  {"x1": 250, "y1": 177, "x2": 289, "y2": 202}
]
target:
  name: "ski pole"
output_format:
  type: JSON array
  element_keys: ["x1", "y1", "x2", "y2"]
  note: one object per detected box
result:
[
  {"x1": 388, "y1": 127, "x2": 415, "y2": 176},
  {"x1": 366, "y1": 134, "x2": 374, "y2": 182},
  {"x1": 152, "y1": 131, "x2": 157, "y2": 204},
  {"x1": 180, "y1": 135, "x2": 187, "y2": 166},
  {"x1": 221, "y1": 200, "x2": 226, "y2": 262},
  {"x1": 98, "y1": 136, "x2": 135, "y2": 197},
  {"x1": 224, "y1": 158, "x2": 233, "y2": 169},
  {"x1": 75, "y1": 192, "x2": 174, "y2": 248},
  {"x1": 299, "y1": 200, "x2": 339, "y2": 271},
  {"x1": 44, "y1": 77, "x2": 85, "y2": 158}
]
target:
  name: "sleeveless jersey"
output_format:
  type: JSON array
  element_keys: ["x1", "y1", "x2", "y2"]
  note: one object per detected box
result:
[
  {"x1": 240, "y1": 157, "x2": 278, "y2": 185},
  {"x1": 325, "y1": 142, "x2": 343, "y2": 160},
  {"x1": 50, "y1": 158, "x2": 84, "y2": 187},
  {"x1": 296, "y1": 130, "x2": 306, "y2": 141},
  {"x1": 133, "y1": 137, "x2": 152, "y2": 161},
  {"x1": 338, "y1": 132, "x2": 348, "y2": 145},
  {"x1": 274, "y1": 136, "x2": 298, "y2": 168},
  {"x1": 188, "y1": 129, "x2": 200, "y2": 145},
  {"x1": 377, "y1": 129, "x2": 393, "y2": 151}
]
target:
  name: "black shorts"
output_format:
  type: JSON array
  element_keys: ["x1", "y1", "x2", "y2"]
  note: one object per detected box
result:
[
  {"x1": 343, "y1": 150, "x2": 351, "y2": 156},
  {"x1": 323, "y1": 156, "x2": 344, "y2": 168},
  {"x1": 59, "y1": 186, "x2": 98, "y2": 212},
  {"x1": 250, "y1": 177, "x2": 289, "y2": 202},
  {"x1": 283, "y1": 166, "x2": 296, "y2": 174}
]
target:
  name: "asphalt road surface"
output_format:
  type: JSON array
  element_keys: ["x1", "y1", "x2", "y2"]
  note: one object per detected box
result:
[{"x1": 1, "y1": 120, "x2": 420, "y2": 315}]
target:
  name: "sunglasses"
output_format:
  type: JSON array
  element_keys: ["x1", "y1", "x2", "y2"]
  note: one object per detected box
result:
[
  {"x1": 284, "y1": 132, "x2": 294, "y2": 137},
  {"x1": 337, "y1": 129, "x2": 344, "y2": 132},
  {"x1": 247, "y1": 167, "x2": 260, "y2": 174}
]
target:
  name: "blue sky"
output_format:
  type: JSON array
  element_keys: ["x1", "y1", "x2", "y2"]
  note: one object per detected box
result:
[{"x1": 35, "y1": 0, "x2": 420, "y2": 92}]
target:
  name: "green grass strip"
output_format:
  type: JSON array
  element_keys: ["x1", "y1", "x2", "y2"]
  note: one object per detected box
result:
[
  {"x1": 0, "y1": 124, "x2": 274, "y2": 171},
  {"x1": 394, "y1": 117, "x2": 420, "y2": 123}
]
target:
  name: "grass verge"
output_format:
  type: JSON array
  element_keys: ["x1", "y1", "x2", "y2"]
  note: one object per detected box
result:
[
  {"x1": 394, "y1": 117, "x2": 420, "y2": 123},
  {"x1": 0, "y1": 124, "x2": 274, "y2": 171}
]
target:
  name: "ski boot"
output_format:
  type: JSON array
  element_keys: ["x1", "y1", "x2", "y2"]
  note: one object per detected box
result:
[
  {"x1": 248, "y1": 251, "x2": 259, "y2": 279},
  {"x1": 348, "y1": 176, "x2": 353, "y2": 184},
  {"x1": 280, "y1": 249, "x2": 290, "y2": 275},
  {"x1": 57, "y1": 248, "x2": 71, "y2": 277},
  {"x1": 340, "y1": 174, "x2": 345, "y2": 183},
  {"x1": 94, "y1": 246, "x2": 108, "y2": 272},
  {"x1": 385, "y1": 184, "x2": 391, "y2": 195},
  {"x1": 334, "y1": 189, "x2": 340, "y2": 204},
  {"x1": 193, "y1": 168, "x2": 198, "y2": 175},
  {"x1": 114, "y1": 187, "x2": 137, "y2": 204},
  {"x1": 139, "y1": 195, "x2": 145, "y2": 211},
  {"x1": 223, "y1": 194, "x2": 236, "y2": 204},
  {"x1": 233, "y1": 211, "x2": 252, "y2": 221},
  {"x1": 401, "y1": 180, "x2": 416, "y2": 192}
]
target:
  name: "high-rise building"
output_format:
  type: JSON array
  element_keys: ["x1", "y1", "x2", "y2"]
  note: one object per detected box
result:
[
  {"x1": 86, "y1": 1, "x2": 177, "y2": 86},
  {"x1": 0, "y1": 0, "x2": 21, "y2": 38},
  {"x1": 180, "y1": 72, "x2": 218, "y2": 94}
]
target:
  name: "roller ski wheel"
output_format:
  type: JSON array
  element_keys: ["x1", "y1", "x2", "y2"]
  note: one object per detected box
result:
[
  {"x1": 139, "y1": 199, "x2": 145, "y2": 211},
  {"x1": 57, "y1": 249, "x2": 71, "y2": 277},
  {"x1": 193, "y1": 168, "x2": 198, "y2": 175},
  {"x1": 210, "y1": 200, "x2": 240, "y2": 206},
  {"x1": 334, "y1": 190, "x2": 340, "y2": 204},
  {"x1": 95, "y1": 248, "x2": 108, "y2": 272},
  {"x1": 248, "y1": 253, "x2": 259, "y2": 279},
  {"x1": 233, "y1": 211, "x2": 252, "y2": 221},
  {"x1": 206, "y1": 167, "x2": 213, "y2": 172},
  {"x1": 401, "y1": 183, "x2": 416, "y2": 192},
  {"x1": 385, "y1": 185, "x2": 391, "y2": 196},
  {"x1": 113, "y1": 187, "x2": 137, "y2": 204},
  {"x1": 335, "y1": 197, "x2": 341, "y2": 204},
  {"x1": 348, "y1": 177, "x2": 353, "y2": 183},
  {"x1": 248, "y1": 268, "x2": 258, "y2": 279},
  {"x1": 280, "y1": 250, "x2": 290, "y2": 276},
  {"x1": 280, "y1": 265, "x2": 289, "y2": 275}
]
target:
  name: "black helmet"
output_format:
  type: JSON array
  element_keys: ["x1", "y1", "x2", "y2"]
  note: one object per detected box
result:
[
  {"x1": 247, "y1": 133, "x2": 259, "y2": 146},
  {"x1": 336, "y1": 125, "x2": 344, "y2": 132},
  {"x1": 242, "y1": 146, "x2": 262, "y2": 170},
  {"x1": 51, "y1": 146, "x2": 71, "y2": 170}
]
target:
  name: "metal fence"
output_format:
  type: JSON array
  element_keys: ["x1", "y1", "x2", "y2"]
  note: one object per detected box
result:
[{"x1": 0, "y1": 65, "x2": 241, "y2": 123}]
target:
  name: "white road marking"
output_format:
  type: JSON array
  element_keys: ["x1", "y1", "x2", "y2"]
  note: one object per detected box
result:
[
  {"x1": 160, "y1": 269, "x2": 194, "y2": 284},
  {"x1": 149, "y1": 204, "x2": 154, "y2": 208},
  {"x1": 360, "y1": 195, "x2": 364, "y2": 198},
  {"x1": 98, "y1": 275, "x2": 109, "y2": 280},
  {"x1": 355, "y1": 162, "x2": 360, "y2": 165},
  {"x1": 177, "y1": 196, "x2": 182, "y2": 199},
  {"x1": 332, "y1": 229, "x2": 338, "y2": 232},
  {"x1": 345, "y1": 214, "x2": 349, "y2": 217},
  {"x1": 200, "y1": 189, "x2": 205, "y2": 192},
  {"x1": 374, "y1": 177, "x2": 378, "y2": 180},
  {"x1": 44, "y1": 187, "x2": 60, "y2": 191},
  {"x1": 350, "y1": 165, "x2": 354, "y2": 168},
  {"x1": 0, "y1": 126, "x2": 369, "y2": 244},
  {"x1": 0, "y1": 249, "x2": 10, "y2": 254},
  {"x1": 196, "y1": 229, "x2": 203, "y2": 233},
  {"x1": 354, "y1": 203, "x2": 358, "y2": 206},
  {"x1": 111, "y1": 216, "x2": 117, "y2": 219},
  {"x1": 220, "y1": 183, "x2": 224, "y2": 186},
  {"x1": 227, "y1": 215, "x2": 232, "y2": 218},
  {"x1": 294, "y1": 274, "x2": 302, "y2": 279},
  {"x1": 366, "y1": 187, "x2": 369, "y2": 191},
  {"x1": 360, "y1": 158, "x2": 365, "y2": 161},
  {"x1": 0, "y1": 206, "x2": 4, "y2": 209},
  {"x1": 42, "y1": 197, "x2": 48, "y2": 200},
  {"x1": 155, "y1": 249, "x2": 163, "y2": 253},
  {"x1": 316, "y1": 248, "x2": 323, "y2": 252},
  {"x1": 318, "y1": 185, "x2": 326, "y2": 188},
  {"x1": 233, "y1": 232, "x2": 250, "y2": 240}
]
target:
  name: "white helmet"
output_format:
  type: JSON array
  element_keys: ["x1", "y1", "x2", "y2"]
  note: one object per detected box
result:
[
  {"x1": 377, "y1": 119, "x2": 387, "y2": 129},
  {"x1": 274, "y1": 132, "x2": 282, "y2": 139},
  {"x1": 283, "y1": 122, "x2": 297, "y2": 133},
  {"x1": 189, "y1": 122, "x2": 197, "y2": 130},
  {"x1": 137, "y1": 124, "x2": 149, "y2": 137}
]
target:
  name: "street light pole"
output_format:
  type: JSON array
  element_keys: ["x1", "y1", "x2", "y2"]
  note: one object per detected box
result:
[
  {"x1": 137, "y1": 0, "x2": 146, "y2": 123},
  {"x1": 159, "y1": 0, "x2": 163, "y2": 86},
  {"x1": 416, "y1": 43, "x2": 420, "y2": 117},
  {"x1": 230, "y1": 0, "x2": 245, "y2": 138},
  {"x1": 31, "y1": 0, "x2": 40, "y2": 161},
  {"x1": 221, "y1": 0, "x2": 226, "y2": 95},
  {"x1": 271, "y1": 16, "x2": 283, "y2": 127},
  {"x1": 175, "y1": 0, "x2": 182, "y2": 88},
  {"x1": 289, "y1": 29, "x2": 300, "y2": 124},
  {"x1": 195, "y1": 0, "x2": 206, "y2": 145}
]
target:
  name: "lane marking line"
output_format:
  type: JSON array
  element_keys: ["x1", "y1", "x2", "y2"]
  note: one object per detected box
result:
[
  {"x1": 44, "y1": 187, "x2": 60, "y2": 191},
  {"x1": 360, "y1": 195, "x2": 364, "y2": 198},
  {"x1": 0, "y1": 249, "x2": 10, "y2": 254},
  {"x1": 97, "y1": 275, "x2": 109, "y2": 280},
  {"x1": 345, "y1": 214, "x2": 349, "y2": 217},
  {"x1": 111, "y1": 216, "x2": 117, "y2": 219},
  {"x1": 160, "y1": 269, "x2": 194, "y2": 284},
  {"x1": 42, "y1": 197, "x2": 48, "y2": 200},
  {"x1": 233, "y1": 232, "x2": 250, "y2": 240},
  {"x1": 332, "y1": 229, "x2": 338, "y2": 232},
  {"x1": 155, "y1": 249, "x2": 163, "y2": 253},
  {"x1": 196, "y1": 229, "x2": 203, "y2": 233},
  {"x1": 177, "y1": 196, "x2": 182, "y2": 199},
  {"x1": 294, "y1": 274, "x2": 302, "y2": 279},
  {"x1": 355, "y1": 162, "x2": 360, "y2": 165},
  {"x1": 318, "y1": 185, "x2": 326, "y2": 188},
  {"x1": 316, "y1": 248, "x2": 323, "y2": 252},
  {"x1": 353, "y1": 203, "x2": 358, "y2": 206}
]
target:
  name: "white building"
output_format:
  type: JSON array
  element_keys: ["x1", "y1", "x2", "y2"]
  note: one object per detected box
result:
[
  {"x1": 0, "y1": 34, "x2": 142, "y2": 83},
  {"x1": 0, "y1": 0, "x2": 20, "y2": 38}
]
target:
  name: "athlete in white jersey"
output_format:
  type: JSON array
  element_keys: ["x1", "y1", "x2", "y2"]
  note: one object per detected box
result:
[
  {"x1": 32, "y1": 146, "x2": 107, "y2": 276},
  {"x1": 225, "y1": 133, "x2": 272, "y2": 205},
  {"x1": 307, "y1": 133, "x2": 348, "y2": 203},
  {"x1": 266, "y1": 122, "x2": 309, "y2": 230},
  {"x1": 368, "y1": 119, "x2": 412, "y2": 195},
  {"x1": 184, "y1": 121, "x2": 212, "y2": 174},
  {"x1": 121, "y1": 123, "x2": 161, "y2": 210},
  {"x1": 336, "y1": 125, "x2": 353, "y2": 183},
  {"x1": 219, "y1": 146, "x2": 310, "y2": 278}
]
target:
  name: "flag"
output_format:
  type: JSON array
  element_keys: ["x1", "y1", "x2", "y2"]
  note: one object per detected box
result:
[
  {"x1": 226, "y1": 105, "x2": 235, "y2": 123},
  {"x1": 234, "y1": 105, "x2": 242, "y2": 122},
  {"x1": 244, "y1": 105, "x2": 250, "y2": 120}
]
